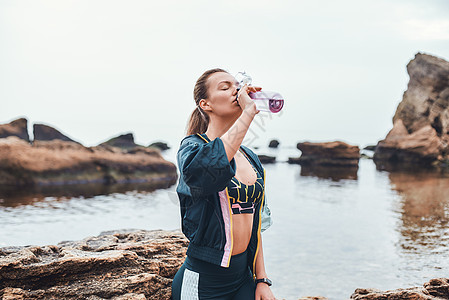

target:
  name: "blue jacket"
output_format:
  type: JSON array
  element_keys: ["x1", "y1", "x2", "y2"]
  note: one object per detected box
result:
[{"x1": 176, "y1": 133, "x2": 272, "y2": 277}]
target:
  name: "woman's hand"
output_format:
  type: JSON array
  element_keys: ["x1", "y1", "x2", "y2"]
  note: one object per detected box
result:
[
  {"x1": 237, "y1": 84, "x2": 262, "y2": 115},
  {"x1": 255, "y1": 282, "x2": 276, "y2": 300}
]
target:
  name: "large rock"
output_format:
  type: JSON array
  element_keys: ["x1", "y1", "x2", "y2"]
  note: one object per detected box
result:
[
  {"x1": 100, "y1": 133, "x2": 140, "y2": 150},
  {"x1": 289, "y1": 141, "x2": 360, "y2": 167},
  {"x1": 148, "y1": 141, "x2": 170, "y2": 151},
  {"x1": 374, "y1": 53, "x2": 449, "y2": 169},
  {"x1": 0, "y1": 136, "x2": 177, "y2": 187},
  {"x1": 351, "y1": 278, "x2": 449, "y2": 299},
  {"x1": 0, "y1": 118, "x2": 30, "y2": 142},
  {"x1": 374, "y1": 119, "x2": 445, "y2": 169},
  {"x1": 268, "y1": 139, "x2": 280, "y2": 148},
  {"x1": 33, "y1": 123, "x2": 81, "y2": 144},
  {"x1": 258, "y1": 154, "x2": 276, "y2": 164},
  {"x1": 0, "y1": 229, "x2": 188, "y2": 300}
]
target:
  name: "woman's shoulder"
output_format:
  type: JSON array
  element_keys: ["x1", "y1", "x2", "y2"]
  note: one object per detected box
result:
[{"x1": 179, "y1": 133, "x2": 204, "y2": 147}]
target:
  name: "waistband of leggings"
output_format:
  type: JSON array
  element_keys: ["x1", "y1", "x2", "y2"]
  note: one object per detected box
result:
[{"x1": 185, "y1": 248, "x2": 249, "y2": 274}]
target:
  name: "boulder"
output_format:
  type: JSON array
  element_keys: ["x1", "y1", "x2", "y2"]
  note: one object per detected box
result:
[
  {"x1": 99, "y1": 133, "x2": 139, "y2": 150},
  {"x1": 268, "y1": 139, "x2": 280, "y2": 148},
  {"x1": 0, "y1": 118, "x2": 30, "y2": 142},
  {"x1": 374, "y1": 53, "x2": 449, "y2": 168},
  {"x1": 289, "y1": 141, "x2": 360, "y2": 167},
  {"x1": 33, "y1": 123, "x2": 81, "y2": 144},
  {"x1": 0, "y1": 229, "x2": 188, "y2": 300},
  {"x1": 374, "y1": 119, "x2": 445, "y2": 169},
  {"x1": 350, "y1": 278, "x2": 449, "y2": 299},
  {"x1": 258, "y1": 154, "x2": 276, "y2": 164},
  {"x1": 148, "y1": 141, "x2": 170, "y2": 151},
  {"x1": 0, "y1": 136, "x2": 177, "y2": 187}
]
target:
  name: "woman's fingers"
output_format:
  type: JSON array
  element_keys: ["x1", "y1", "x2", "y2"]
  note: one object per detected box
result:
[{"x1": 248, "y1": 86, "x2": 262, "y2": 93}]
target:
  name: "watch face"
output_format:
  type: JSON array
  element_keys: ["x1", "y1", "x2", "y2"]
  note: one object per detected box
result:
[{"x1": 266, "y1": 278, "x2": 272, "y2": 286}]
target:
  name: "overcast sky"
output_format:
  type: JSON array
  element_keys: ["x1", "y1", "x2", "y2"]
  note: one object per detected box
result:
[{"x1": 1, "y1": 0, "x2": 448, "y2": 150}]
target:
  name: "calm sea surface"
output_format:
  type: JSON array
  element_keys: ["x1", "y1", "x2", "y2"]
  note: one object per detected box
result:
[{"x1": 1, "y1": 146, "x2": 448, "y2": 300}]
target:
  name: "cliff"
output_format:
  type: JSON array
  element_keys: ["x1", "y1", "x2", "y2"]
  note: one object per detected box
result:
[{"x1": 374, "y1": 53, "x2": 449, "y2": 169}]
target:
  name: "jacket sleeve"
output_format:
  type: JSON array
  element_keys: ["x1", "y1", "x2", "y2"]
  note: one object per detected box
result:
[{"x1": 177, "y1": 136, "x2": 237, "y2": 197}]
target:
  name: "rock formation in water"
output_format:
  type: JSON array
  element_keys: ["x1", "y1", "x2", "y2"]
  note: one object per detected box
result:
[
  {"x1": 258, "y1": 154, "x2": 276, "y2": 164},
  {"x1": 148, "y1": 142, "x2": 170, "y2": 151},
  {"x1": 0, "y1": 118, "x2": 178, "y2": 187},
  {"x1": 268, "y1": 139, "x2": 280, "y2": 148},
  {"x1": 350, "y1": 278, "x2": 449, "y2": 299},
  {"x1": 99, "y1": 133, "x2": 140, "y2": 150},
  {"x1": 0, "y1": 118, "x2": 30, "y2": 142},
  {"x1": 33, "y1": 123, "x2": 81, "y2": 144},
  {"x1": 288, "y1": 141, "x2": 360, "y2": 166},
  {"x1": 0, "y1": 136, "x2": 177, "y2": 187},
  {"x1": 374, "y1": 53, "x2": 449, "y2": 169},
  {"x1": 0, "y1": 229, "x2": 188, "y2": 300}
]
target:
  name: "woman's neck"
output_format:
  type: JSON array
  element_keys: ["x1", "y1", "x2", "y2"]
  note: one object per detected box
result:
[{"x1": 204, "y1": 115, "x2": 239, "y2": 140}]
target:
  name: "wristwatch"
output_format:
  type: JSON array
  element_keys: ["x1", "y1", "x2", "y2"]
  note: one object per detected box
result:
[{"x1": 255, "y1": 277, "x2": 272, "y2": 286}]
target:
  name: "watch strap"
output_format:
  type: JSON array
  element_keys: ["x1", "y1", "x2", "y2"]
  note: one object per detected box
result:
[{"x1": 255, "y1": 277, "x2": 272, "y2": 286}]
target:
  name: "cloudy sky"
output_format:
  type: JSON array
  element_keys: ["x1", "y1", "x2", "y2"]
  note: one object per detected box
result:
[{"x1": 1, "y1": 0, "x2": 448, "y2": 149}]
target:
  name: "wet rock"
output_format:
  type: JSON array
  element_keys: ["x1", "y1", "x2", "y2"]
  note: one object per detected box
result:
[
  {"x1": 424, "y1": 278, "x2": 449, "y2": 299},
  {"x1": 374, "y1": 119, "x2": 445, "y2": 170},
  {"x1": 374, "y1": 53, "x2": 449, "y2": 169},
  {"x1": 0, "y1": 118, "x2": 30, "y2": 142},
  {"x1": 0, "y1": 229, "x2": 188, "y2": 300},
  {"x1": 268, "y1": 139, "x2": 280, "y2": 148},
  {"x1": 289, "y1": 141, "x2": 360, "y2": 167},
  {"x1": 99, "y1": 133, "x2": 140, "y2": 150},
  {"x1": 33, "y1": 123, "x2": 81, "y2": 144},
  {"x1": 148, "y1": 142, "x2": 170, "y2": 151},
  {"x1": 350, "y1": 278, "x2": 449, "y2": 299},
  {"x1": 258, "y1": 154, "x2": 276, "y2": 164},
  {"x1": 0, "y1": 136, "x2": 177, "y2": 187}
]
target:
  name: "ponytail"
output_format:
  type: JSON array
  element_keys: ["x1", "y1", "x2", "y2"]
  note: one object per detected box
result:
[{"x1": 186, "y1": 106, "x2": 209, "y2": 135}]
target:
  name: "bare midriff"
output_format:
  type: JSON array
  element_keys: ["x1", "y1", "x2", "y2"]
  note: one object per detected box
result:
[
  {"x1": 232, "y1": 214, "x2": 253, "y2": 255},
  {"x1": 230, "y1": 149, "x2": 257, "y2": 255}
]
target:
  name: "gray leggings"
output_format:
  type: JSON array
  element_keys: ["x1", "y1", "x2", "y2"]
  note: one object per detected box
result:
[{"x1": 171, "y1": 248, "x2": 256, "y2": 300}]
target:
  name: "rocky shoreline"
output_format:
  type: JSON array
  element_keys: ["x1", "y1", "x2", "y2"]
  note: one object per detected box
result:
[
  {"x1": 1, "y1": 229, "x2": 448, "y2": 300},
  {"x1": 0, "y1": 229, "x2": 188, "y2": 300}
]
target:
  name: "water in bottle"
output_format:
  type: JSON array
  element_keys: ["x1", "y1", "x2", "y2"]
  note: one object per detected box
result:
[
  {"x1": 248, "y1": 91, "x2": 284, "y2": 113},
  {"x1": 235, "y1": 71, "x2": 284, "y2": 113}
]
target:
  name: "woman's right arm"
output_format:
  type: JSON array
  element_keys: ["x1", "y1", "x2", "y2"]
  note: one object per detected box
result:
[{"x1": 220, "y1": 85, "x2": 260, "y2": 162}]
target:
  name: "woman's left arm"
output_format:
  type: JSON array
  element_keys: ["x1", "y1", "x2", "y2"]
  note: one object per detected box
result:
[{"x1": 255, "y1": 236, "x2": 276, "y2": 300}]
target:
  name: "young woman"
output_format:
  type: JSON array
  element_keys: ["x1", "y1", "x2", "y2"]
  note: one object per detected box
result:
[{"x1": 172, "y1": 68, "x2": 275, "y2": 300}]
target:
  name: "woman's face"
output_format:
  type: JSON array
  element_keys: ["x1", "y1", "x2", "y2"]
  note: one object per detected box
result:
[{"x1": 201, "y1": 72, "x2": 241, "y2": 117}]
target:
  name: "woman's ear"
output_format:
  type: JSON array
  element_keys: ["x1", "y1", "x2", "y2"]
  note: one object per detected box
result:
[{"x1": 199, "y1": 99, "x2": 211, "y2": 112}]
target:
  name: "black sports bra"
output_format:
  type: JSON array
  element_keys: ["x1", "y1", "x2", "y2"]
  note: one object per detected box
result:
[
  {"x1": 226, "y1": 149, "x2": 264, "y2": 214},
  {"x1": 195, "y1": 133, "x2": 264, "y2": 214}
]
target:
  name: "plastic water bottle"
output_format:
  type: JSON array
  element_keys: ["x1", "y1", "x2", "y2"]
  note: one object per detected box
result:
[{"x1": 235, "y1": 72, "x2": 284, "y2": 113}]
